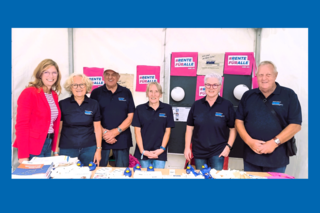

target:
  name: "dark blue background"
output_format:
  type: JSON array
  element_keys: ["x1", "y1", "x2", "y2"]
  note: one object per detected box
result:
[{"x1": 2, "y1": 0, "x2": 315, "y2": 212}]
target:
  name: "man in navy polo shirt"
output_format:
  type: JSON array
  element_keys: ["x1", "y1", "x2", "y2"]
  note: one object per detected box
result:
[
  {"x1": 236, "y1": 61, "x2": 302, "y2": 173},
  {"x1": 90, "y1": 67, "x2": 135, "y2": 167}
]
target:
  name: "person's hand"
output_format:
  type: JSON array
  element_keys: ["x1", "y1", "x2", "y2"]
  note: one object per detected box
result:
[
  {"x1": 184, "y1": 146, "x2": 192, "y2": 161},
  {"x1": 259, "y1": 140, "x2": 278, "y2": 154},
  {"x1": 219, "y1": 146, "x2": 231, "y2": 158},
  {"x1": 93, "y1": 150, "x2": 101, "y2": 167},
  {"x1": 153, "y1": 149, "x2": 164, "y2": 157},
  {"x1": 104, "y1": 138, "x2": 117, "y2": 144},
  {"x1": 103, "y1": 128, "x2": 119, "y2": 143},
  {"x1": 18, "y1": 158, "x2": 29, "y2": 164},
  {"x1": 54, "y1": 153, "x2": 59, "y2": 156},
  {"x1": 144, "y1": 151, "x2": 158, "y2": 159},
  {"x1": 248, "y1": 139, "x2": 265, "y2": 154}
]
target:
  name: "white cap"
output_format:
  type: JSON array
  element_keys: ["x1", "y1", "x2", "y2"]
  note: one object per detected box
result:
[{"x1": 104, "y1": 64, "x2": 120, "y2": 74}]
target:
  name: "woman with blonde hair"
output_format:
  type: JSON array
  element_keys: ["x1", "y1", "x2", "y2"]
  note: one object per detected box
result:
[
  {"x1": 132, "y1": 82, "x2": 175, "y2": 168},
  {"x1": 55, "y1": 73, "x2": 102, "y2": 166},
  {"x1": 13, "y1": 59, "x2": 62, "y2": 163}
]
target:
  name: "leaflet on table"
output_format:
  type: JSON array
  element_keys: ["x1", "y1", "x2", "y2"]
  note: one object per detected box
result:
[
  {"x1": 30, "y1": 156, "x2": 78, "y2": 167},
  {"x1": 172, "y1": 107, "x2": 191, "y2": 122},
  {"x1": 12, "y1": 162, "x2": 53, "y2": 179},
  {"x1": 133, "y1": 170, "x2": 163, "y2": 179},
  {"x1": 50, "y1": 164, "x2": 92, "y2": 179}
]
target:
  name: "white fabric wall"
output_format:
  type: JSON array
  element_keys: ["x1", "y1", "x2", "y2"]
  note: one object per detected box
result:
[
  {"x1": 73, "y1": 28, "x2": 165, "y2": 155},
  {"x1": 260, "y1": 28, "x2": 308, "y2": 178},
  {"x1": 12, "y1": 28, "x2": 69, "y2": 170},
  {"x1": 164, "y1": 28, "x2": 256, "y2": 169}
]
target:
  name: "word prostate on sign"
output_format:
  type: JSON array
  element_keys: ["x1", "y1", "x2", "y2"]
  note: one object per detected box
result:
[
  {"x1": 175, "y1": 57, "x2": 195, "y2": 67},
  {"x1": 89, "y1": 76, "x2": 104, "y2": 86},
  {"x1": 228, "y1": 55, "x2": 250, "y2": 66},
  {"x1": 199, "y1": 86, "x2": 206, "y2": 96},
  {"x1": 139, "y1": 75, "x2": 157, "y2": 84}
]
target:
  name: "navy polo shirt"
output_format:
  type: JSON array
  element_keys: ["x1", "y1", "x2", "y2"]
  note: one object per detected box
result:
[
  {"x1": 90, "y1": 84, "x2": 135, "y2": 150},
  {"x1": 236, "y1": 82, "x2": 302, "y2": 167},
  {"x1": 187, "y1": 96, "x2": 235, "y2": 159},
  {"x1": 132, "y1": 102, "x2": 175, "y2": 161},
  {"x1": 59, "y1": 95, "x2": 101, "y2": 149}
]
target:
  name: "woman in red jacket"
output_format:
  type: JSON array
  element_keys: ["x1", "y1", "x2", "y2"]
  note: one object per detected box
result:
[{"x1": 13, "y1": 59, "x2": 62, "y2": 163}]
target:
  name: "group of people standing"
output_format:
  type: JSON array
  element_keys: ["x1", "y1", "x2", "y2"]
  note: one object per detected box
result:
[{"x1": 13, "y1": 59, "x2": 302, "y2": 173}]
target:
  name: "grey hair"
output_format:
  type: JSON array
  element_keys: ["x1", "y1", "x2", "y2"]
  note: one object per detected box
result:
[
  {"x1": 146, "y1": 81, "x2": 163, "y2": 96},
  {"x1": 256, "y1": 61, "x2": 278, "y2": 75},
  {"x1": 204, "y1": 73, "x2": 223, "y2": 85}
]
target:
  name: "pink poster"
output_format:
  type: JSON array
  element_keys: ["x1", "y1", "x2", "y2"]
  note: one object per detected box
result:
[
  {"x1": 223, "y1": 52, "x2": 256, "y2": 75},
  {"x1": 170, "y1": 52, "x2": 198, "y2": 76},
  {"x1": 195, "y1": 76, "x2": 224, "y2": 101},
  {"x1": 83, "y1": 67, "x2": 104, "y2": 92},
  {"x1": 136, "y1": 65, "x2": 160, "y2": 92}
]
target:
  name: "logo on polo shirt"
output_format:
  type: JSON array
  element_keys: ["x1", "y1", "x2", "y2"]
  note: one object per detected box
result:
[
  {"x1": 88, "y1": 76, "x2": 104, "y2": 86},
  {"x1": 199, "y1": 86, "x2": 206, "y2": 96},
  {"x1": 159, "y1": 113, "x2": 166, "y2": 118},
  {"x1": 85, "y1": 110, "x2": 93, "y2": 115},
  {"x1": 272, "y1": 101, "x2": 283, "y2": 106},
  {"x1": 118, "y1": 97, "x2": 127, "y2": 101},
  {"x1": 228, "y1": 55, "x2": 250, "y2": 66},
  {"x1": 215, "y1": 112, "x2": 224, "y2": 117},
  {"x1": 139, "y1": 75, "x2": 157, "y2": 84},
  {"x1": 175, "y1": 57, "x2": 195, "y2": 68}
]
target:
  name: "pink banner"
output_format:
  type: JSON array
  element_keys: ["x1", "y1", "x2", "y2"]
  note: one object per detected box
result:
[
  {"x1": 170, "y1": 52, "x2": 198, "y2": 76},
  {"x1": 223, "y1": 52, "x2": 256, "y2": 75},
  {"x1": 195, "y1": 76, "x2": 224, "y2": 101},
  {"x1": 136, "y1": 65, "x2": 160, "y2": 92},
  {"x1": 83, "y1": 67, "x2": 104, "y2": 92}
]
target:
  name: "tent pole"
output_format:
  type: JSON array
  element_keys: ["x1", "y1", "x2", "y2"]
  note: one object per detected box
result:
[
  {"x1": 68, "y1": 28, "x2": 74, "y2": 74},
  {"x1": 254, "y1": 28, "x2": 262, "y2": 69}
]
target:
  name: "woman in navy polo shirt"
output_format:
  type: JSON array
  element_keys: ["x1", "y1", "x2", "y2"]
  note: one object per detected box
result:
[
  {"x1": 184, "y1": 73, "x2": 237, "y2": 170},
  {"x1": 133, "y1": 82, "x2": 175, "y2": 169},
  {"x1": 55, "y1": 74, "x2": 102, "y2": 166}
]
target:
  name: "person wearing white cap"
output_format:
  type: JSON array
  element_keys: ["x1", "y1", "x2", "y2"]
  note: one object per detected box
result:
[{"x1": 90, "y1": 67, "x2": 135, "y2": 167}]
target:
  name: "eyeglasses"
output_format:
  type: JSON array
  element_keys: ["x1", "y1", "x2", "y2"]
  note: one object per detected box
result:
[
  {"x1": 43, "y1": 71, "x2": 58, "y2": 76},
  {"x1": 72, "y1": 83, "x2": 86, "y2": 88},
  {"x1": 205, "y1": 83, "x2": 220, "y2": 89}
]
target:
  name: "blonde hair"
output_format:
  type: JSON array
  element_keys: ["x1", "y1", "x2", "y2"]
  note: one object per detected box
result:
[
  {"x1": 256, "y1": 61, "x2": 278, "y2": 76},
  {"x1": 28, "y1": 59, "x2": 62, "y2": 94},
  {"x1": 64, "y1": 73, "x2": 93, "y2": 94},
  {"x1": 146, "y1": 82, "x2": 162, "y2": 96}
]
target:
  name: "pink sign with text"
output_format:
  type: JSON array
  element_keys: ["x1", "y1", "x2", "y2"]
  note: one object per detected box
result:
[
  {"x1": 83, "y1": 67, "x2": 104, "y2": 92},
  {"x1": 170, "y1": 52, "x2": 198, "y2": 76},
  {"x1": 224, "y1": 52, "x2": 256, "y2": 75},
  {"x1": 136, "y1": 65, "x2": 160, "y2": 92},
  {"x1": 195, "y1": 75, "x2": 224, "y2": 101}
]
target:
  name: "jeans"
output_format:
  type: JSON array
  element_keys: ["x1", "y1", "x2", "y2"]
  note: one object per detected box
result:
[
  {"x1": 29, "y1": 138, "x2": 52, "y2": 160},
  {"x1": 243, "y1": 160, "x2": 287, "y2": 173},
  {"x1": 194, "y1": 155, "x2": 224, "y2": 170},
  {"x1": 100, "y1": 149, "x2": 129, "y2": 167},
  {"x1": 139, "y1": 159, "x2": 166, "y2": 169},
  {"x1": 59, "y1": 145, "x2": 97, "y2": 166}
]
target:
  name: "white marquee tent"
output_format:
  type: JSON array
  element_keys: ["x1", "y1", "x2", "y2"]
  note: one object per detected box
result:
[{"x1": 11, "y1": 28, "x2": 308, "y2": 178}]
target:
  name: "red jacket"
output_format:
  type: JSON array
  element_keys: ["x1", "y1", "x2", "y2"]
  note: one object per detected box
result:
[{"x1": 13, "y1": 87, "x2": 61, "y2": 159}]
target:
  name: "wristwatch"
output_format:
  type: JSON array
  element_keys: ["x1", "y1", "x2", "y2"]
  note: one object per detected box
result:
[
  {"x1": 117, "y1": 127, "x2": 122, "y2": 133},
  {"x1": 273, "y1": 137, "x2": 281, "y2": 146}
]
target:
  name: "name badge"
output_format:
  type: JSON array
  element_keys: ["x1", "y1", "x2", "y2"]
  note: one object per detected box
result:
[
  {"x1": 159, "y1": 113, "x2": 166, "y2": 117},
  {"x1": 215, "y1": 112, "x2": 224, "y2": 117},
  {"x1": 118, "y1": 97, "x2": 126, "y2": 101},
  {"x1": 272, "y1": 101, "x2": 283, "y2": 106},
  {"x1": 85, "y1": 110, "x2": 93, "y2": 115}
]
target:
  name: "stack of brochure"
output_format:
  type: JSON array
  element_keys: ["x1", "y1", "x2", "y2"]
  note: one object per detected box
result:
[{"x1": 12, "y1": 161, "x2": 53, "y2": 179}]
